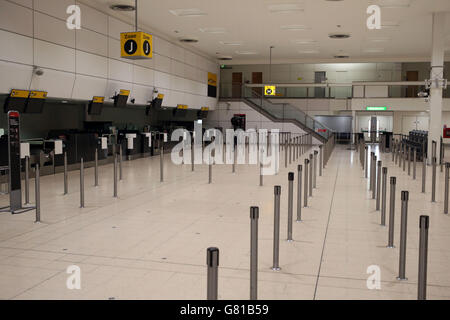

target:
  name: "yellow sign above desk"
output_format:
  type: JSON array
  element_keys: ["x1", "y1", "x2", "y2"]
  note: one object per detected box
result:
[{"x1": 120, "y1": 31, "x2": 152, "y2": 60}]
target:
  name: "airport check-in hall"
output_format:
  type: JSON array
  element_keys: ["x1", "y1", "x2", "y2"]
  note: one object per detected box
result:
[{"x1": 0, "y1": 0, "x2": 450, "y2": 306}]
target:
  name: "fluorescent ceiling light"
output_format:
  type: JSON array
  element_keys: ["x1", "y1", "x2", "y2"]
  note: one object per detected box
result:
[
  {"x1": 280, "y1": 25, "x2": 309, "y2": 31},
  {"x1": 199, "y1": 27, "x2": 227, "y2": 34},
  {"x1": 363, "y1": 48, "x2": 385, "y2": 53},
  {"x1": 268, "y1": 3, "x2": 304, "y2": 13},
  {"x1": 235, "y1": 51, "x2": 258, "y2": 55},
  {"x1": 381, "y1": 21, "x2": 400, "y2": 29},
  {"x1": 299, "y1": 49, "x2": 319, "y2": 54},
  {"x1": 169, "y1": 8, "x2": 207, "y2": 17},
  {"x1": 368, "y1": 37, "x2": 391, "y2": 42},
  {"x1": 291, "y1": 39, "x2": 317, "y2": 44},
  {"x1": 220, "y1": 41, "x2": 243, "y2": 46},
  {"x1": 370, "y1": 0, "x2": 411, "y2": 8}
]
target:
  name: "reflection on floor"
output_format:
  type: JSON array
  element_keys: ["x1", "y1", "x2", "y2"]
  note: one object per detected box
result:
[{"x1": 0, "y1": 144, "x2": 449, "y2": 300}]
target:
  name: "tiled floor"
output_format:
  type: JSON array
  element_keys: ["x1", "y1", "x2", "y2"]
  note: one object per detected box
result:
[{"x1": 1, "y1": 144, "x2": 450, "y2": 300}]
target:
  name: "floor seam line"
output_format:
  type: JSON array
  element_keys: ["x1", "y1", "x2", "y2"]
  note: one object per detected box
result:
[{"x1": 313, "y1": 153, "x2": 340, "y2": 300}]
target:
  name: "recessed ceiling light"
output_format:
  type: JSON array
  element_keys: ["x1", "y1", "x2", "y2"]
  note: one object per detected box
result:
[
  {"x1": 199, "y1": 27, "x2": 227, "y2": 34},
  {"x1": 268, "y1": 4, "x2": 304, "y2": 14},
  {"x1": 235, "y1": 51, "x2": 258, "y2": 55},
  {"x1": 178, "y1": 37, "x2": 199, "y2": 43},
  {"x1": 110, "y1": 4, "x2": 135, "y2": 11},
  {"x1": 169, "y1": 8, "x2": 207, "y2": 17},
  {"x1": 291, "y1": 39, "x2": 317, "y2": 44},
  {"x1": 329, "y1": 33, "x2": 351, "y2": 39},
  {"x1": 280, "y1": 25, "x2": 309, "y2": 31},
  {"x1": 217, "y1": 55, "x2": 233, "y2": 61},
  {"x1": 220, "y1": 41, "x2": 243, "y2": 46}
]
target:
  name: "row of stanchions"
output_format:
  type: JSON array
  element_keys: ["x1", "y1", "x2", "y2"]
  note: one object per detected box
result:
[
  {"x1": 205, "y1": 133, "x2": 336, "y2": 300},
  {"x1": 358, "y1": 139, "x2": 431, "y2": 300}
]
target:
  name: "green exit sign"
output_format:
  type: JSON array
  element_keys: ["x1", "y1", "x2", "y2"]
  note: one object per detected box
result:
[{"x1": 366, "y1": 106, "x2": 388, "y2": 111}]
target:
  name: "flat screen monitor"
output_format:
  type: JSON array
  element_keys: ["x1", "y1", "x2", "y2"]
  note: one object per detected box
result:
[
  {"x1": 24, "y1": 98, "x2": 45, "y2": 113},
  {"x1": 88, "y1": 102, "x2": 103, "y2": 115}
]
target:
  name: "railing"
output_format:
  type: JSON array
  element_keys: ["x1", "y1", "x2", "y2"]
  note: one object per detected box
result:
[
  {"x1": 242, "y1": 87, "x2": 333, "y2": 140},
  {"x1": 219, "y1": 83, "x2": 449, "y2": 99}
]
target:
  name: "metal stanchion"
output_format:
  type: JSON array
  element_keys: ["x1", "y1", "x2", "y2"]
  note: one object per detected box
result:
[
  {"x1": 191, "y1": 140, "x2": 195, "y2": 172},
  {"x1": 272, "y1": 186, "x2": 281, "y2": 271},
  {"x1": 418, "y1": 215, "x2": 429, "y2": 300},
  {"x1": 206, "y1": 247, "x2": 219, "y2": 300},
  {"x1": 113, "y1": 154, "x2": 118, "y2": 198},
  {"x1": 250, "y1": 207, "x2": 259, "y2": 300},
  {"x1": 372, "y1": 155, "x2": 377, "y2": 199},
  {"x1": 408, "y1": 146, "x2": 411, "y2": 176},
  {"x1": 309, "y1": 154, "x2": 313, "y2": 196},
  {"x1": 381, "y1": 167, "x2": 387, "y2": 225},
  {"x1": 369, "y1": 152, "x2": 374, "y2": 190},
  {"x1": 208, "y1": 155, "x2": 212, "y2": 184},
  {"x1": 364, "y1": 146, "x2": 369, "y2": 179},
  {"x1": 304, "y1": 159, "x2": 309, "y2": 208},
  {"x1": 313, "y1": 151, "x2": 318, "y2": 188},
  {"x1": 160, "y1": 141, "x2": 164, "y2": 182},
  {"x1": 232, "y1": 146, "x2": 236, "y2": 173},
  {"x1": 289, "y1": 137, "x2": 292, "y2": 165},
  {"x1": 287, "y1": 172, "x2": 294, "y2": 242},
  {"x1": 445, "y1": 163, "x2": 450, "y2": 214},
  {"x1": 402, "y1": 143, "x2": 406, "y2": 172},
  {"x1": 392, "y1": 142, "x2": 395, "y2": 162},
  {"x1": 376, "y1": 161, "x2": 381, "y2": 210},
  {"x1": 413, "y1": 148, "x2": 417, "y2": 180},
  {"x1": 25, "y1": 156, "x2": 30, "y2": 204},
  {"x1": 64, "y1": 151, "x2": 68, "y2": 195},
  {"x1": 397, "y1": 191, "x2": 409, "y2": 280},
  {"x1": 440, "y1": 137, "x2": 444, "y2": 173},
  {"x1": 432, "y1": 156, "x2": 437, "y2": 202},
  {"x1": 297, "y1": 165, "x2": 302, "y2": 222},
  {"x1": 94, "y1": 148, "x2": 99, "y2": 187},
  {"x1": 422, "y1": 153, "x2": 427, "y2": 193},
  {"x1": 387, "y1": 177, "x2": 396, "y2": 247},
  {"x1": 34, "y1": 164, "x2": 40, "y2": 223},
  {"x1": 319, "y1": 145, "x2": 323, "y2": 177},
  {"x1": 285, "y1": 137, "x2": 288, "y2": 168},
  {"x1": 80, "y1": 158, "x2": 85, "y2": 208},
  {"x1": 119, "y1": 145, "x2": 123, "y2": 180}
]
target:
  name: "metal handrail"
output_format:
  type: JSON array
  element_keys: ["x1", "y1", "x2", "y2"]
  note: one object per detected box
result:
[{"x1": 243, "y1": 90, "x2": 333, "y2": 140}]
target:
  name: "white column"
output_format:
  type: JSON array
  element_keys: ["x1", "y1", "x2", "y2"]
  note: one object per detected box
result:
[{"x1": 428, "y1": 12, "x2": 446, "y2": 163}]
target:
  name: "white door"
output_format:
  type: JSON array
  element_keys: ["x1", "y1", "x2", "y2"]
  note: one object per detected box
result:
[{"x1": 416, "y1": 116, "x2": 429, "y2": 131}]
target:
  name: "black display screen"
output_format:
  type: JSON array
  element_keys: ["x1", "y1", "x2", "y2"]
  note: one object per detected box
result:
[
  {"x1": 24, "y1": 98, "x2": 45, "y2": 113},
  {"x1": 4, "y1": 97, "x2": 27, "y2": 113},
  {"x1": 88, "y1": 102, "x2": 103, "y2": 115},
  {"x1": 8, "y1": 112, "x2": 21, "y2": 191}
]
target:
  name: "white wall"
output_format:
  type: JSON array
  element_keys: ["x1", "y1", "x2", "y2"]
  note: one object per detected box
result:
[{"x1": 0, "y1": 0, "x2": 219, "y2": 109}]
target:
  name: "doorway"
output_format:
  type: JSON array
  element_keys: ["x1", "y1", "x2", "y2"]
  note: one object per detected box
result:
[
  {"x1": 406, "y1": 71, "x2": 419, "y2": 97},
  {"x1": 232, "y1": 72, "x2": 243, "y2": 98},
  {"x1": 314, "y1": 71, "x2": 326, "y2": 98},
  {"x1": 252, "y1": 72, "x2": 263, "y2": 97}
]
